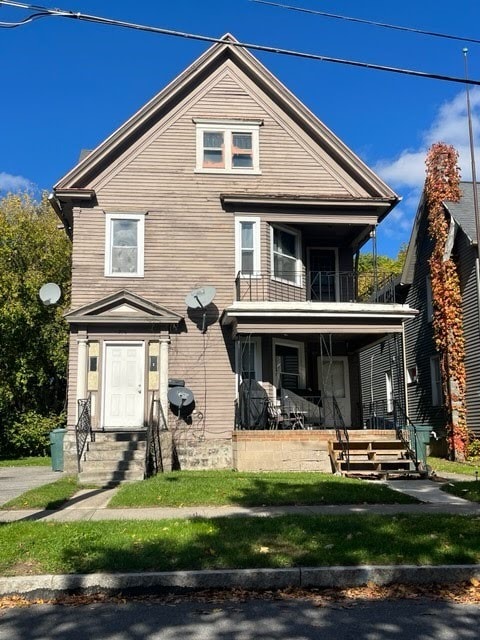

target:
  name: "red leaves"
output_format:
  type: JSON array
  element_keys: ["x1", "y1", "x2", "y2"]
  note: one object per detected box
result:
[{"x1": 425, "y1": 144, "x2": 469, "y2": 459}]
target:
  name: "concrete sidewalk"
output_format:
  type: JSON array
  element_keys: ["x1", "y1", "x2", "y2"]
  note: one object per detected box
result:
[{"x1": 1, "y1": 476, "x2": 479, "y2": 522}]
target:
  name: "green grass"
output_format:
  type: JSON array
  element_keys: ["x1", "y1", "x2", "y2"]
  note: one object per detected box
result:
[
  {"x1": 441, "y1": 481, "x2": 480, "y2": 503},
  {"x1": 427, "y1": 456, "x2": 480, "y2": 476},
  {"x1": 109, "y1": 471, "x2": 417, "y2": 508},
  {"x1": 0, "y1": 457, "x2": 51, "y2": 467},
  {"x1": 1, "y1": 476, "x2": 81, "y2": 510},
  {"x1": 0, "y1": 514, "x2": 478, "y2": 576}
]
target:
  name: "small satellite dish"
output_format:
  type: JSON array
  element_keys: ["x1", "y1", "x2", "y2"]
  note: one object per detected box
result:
[
  {"x1": 168, "y1": 386, "x2": 194, "y2": 408},
  {"x1": 185, "y1": 285, "x2": 216, "y2": 310},
  {"x1": 39, "y1": 283, "x2": 61, "y2": 306}
]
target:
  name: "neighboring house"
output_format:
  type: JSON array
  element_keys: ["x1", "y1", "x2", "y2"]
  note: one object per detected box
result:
[
  {"x1": 360, "y1": 182, "x2": 480, "y2": 453},
  {"x1": 51, "y1": 35, "x2": 417, "y2": 481}
]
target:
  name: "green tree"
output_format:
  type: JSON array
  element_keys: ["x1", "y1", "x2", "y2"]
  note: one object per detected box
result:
[
  {"x1": 358, "y1": 243, "x2": 407, "y2": 277},
  {"x1": 0, "y1": 192, "x2": 71, "y2": 456}
]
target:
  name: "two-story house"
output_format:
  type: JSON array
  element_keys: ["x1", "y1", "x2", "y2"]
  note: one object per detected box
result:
[{"x1": 51, "y1": 35, "x2": 417, "y2": 483}]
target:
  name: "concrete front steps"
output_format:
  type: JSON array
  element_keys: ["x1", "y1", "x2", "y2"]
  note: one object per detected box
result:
[
  {"x1": 79, "y1": 431, "x2": 147, "y2": 486},
  {"x1": 329, "y1": 433, "x2": 414, "y2": 477}
]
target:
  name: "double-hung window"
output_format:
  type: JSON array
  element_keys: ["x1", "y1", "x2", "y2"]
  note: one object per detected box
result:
[
  {"x1": 195, "y1": 120, "x2": 261, "y2": 173},
  {"x1": 105, "y1": 213, "x2": 145, "y2": 277},
  {"x1": 235, "y1": 217, "x2": 261, "y2": 276},
  {"x1": 271, "y1": 225, "x2": 301, "y2": 285}
]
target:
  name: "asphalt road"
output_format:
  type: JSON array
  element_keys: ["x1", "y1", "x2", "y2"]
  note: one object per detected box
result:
[{"x1": 1, "y1": 597, "x2": 479, "y2": 639}]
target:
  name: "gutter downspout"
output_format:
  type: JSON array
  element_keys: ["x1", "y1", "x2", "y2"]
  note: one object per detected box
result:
[{"x1": 48, "y1": 192, "x2": 72, "y2": 239}]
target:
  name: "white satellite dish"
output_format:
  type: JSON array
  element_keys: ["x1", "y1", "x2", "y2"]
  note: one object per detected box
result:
[
  {"x1": 184, "y1": 285, "x2": 216, "y2": 309},
  {"x1": 39, "y1": 283, "x2": 61, "y2": 306}
]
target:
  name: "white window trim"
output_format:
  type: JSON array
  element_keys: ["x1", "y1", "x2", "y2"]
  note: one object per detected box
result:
[
  {"x1": 270, "y1": 223, "x2": 302, "y2": 287},
  {"x1": 236, "y1": 337, "x2": 263, "y2": 389},
  {"x1": 385, "y1": 370, "x2": 394, "y2": 413},
  {"x1": 105, "y1": 212, "x2": 145, "y2": 277},
  {"x1": 194, "y1": 120, "x2": 261, "y2": 174},
  {"x1": 272, "y1": 338, "x2": 306, "y2": 394},
  {"x1": 235, "y1": 216, "x2": 261, "y2": 277},
  {"x1": 430, "y1": 356, "x2": 442, "y2": 406}
]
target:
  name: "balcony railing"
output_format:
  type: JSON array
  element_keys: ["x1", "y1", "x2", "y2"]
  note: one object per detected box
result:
[{"x1": 235, "y1": 270, "x2": 397, "y2": 304}]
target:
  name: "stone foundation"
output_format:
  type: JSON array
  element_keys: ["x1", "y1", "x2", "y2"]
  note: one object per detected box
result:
[
  {"x1": 233, "y1": 431, "x2": 335, "y2": 472},
  {"x1": 173, "y1": 436, "x2": 233, "y2": 470}
]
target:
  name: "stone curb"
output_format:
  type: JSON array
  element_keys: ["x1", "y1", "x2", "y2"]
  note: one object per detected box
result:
[{"x1": 1, "y1": 565, "x2": 480, "y2": 598}]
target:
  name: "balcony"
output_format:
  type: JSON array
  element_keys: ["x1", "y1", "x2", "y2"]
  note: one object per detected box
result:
[{"x1": 235, "y1": 270, "x2": 397, "y2": 304}]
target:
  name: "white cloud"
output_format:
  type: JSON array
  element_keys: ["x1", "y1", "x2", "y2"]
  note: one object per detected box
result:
[
  {"x1": 0, "y1": 172, "x2": 34, "y2": 193},
  {"x1": 373, "y1": 88, "x2": 480, "y2": 255},
  {"x1": 375, "y1": 87, "x2": 480, "y2": 190}
]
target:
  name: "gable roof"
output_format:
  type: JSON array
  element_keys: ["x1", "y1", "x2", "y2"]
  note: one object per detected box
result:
[
  {"x1": 444, "y1": 181, "x2": 479, "y2": 246},
  {"x1": 52, "y1": 34, "x2": 398, "y2": 212},
  {"x1": 64, "y1": 290, "x2": 183, "y2": 325},
  {"x1": 401, "y1": 180, "x2": 480, "y2": 287}
]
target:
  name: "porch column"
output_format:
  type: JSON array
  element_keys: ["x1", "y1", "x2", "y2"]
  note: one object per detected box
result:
[
  {"x1": 159, "y1": 333, "x2": 170, "y2": 425},
  {"x1": 76, "y1": 337, "x2": 88, "y2": 419}
]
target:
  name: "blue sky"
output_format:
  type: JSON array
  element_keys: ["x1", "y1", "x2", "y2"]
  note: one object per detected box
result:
[{"x1": 1, "y1": 0, "x2": 480, "y2": 256}]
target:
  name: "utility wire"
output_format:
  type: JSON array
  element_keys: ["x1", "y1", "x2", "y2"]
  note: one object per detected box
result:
[
  {"x1": 252, "y1": 0, "x2": 480, "y2": 46},
  {"x1": 1, "y1": 0, "x2": 480, "y2": 86}
]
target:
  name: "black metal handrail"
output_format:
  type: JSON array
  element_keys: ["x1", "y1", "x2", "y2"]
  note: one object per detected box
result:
[
  {"x1": 145, "y1": 395, "x2": 167, "y2": 477},
  {"x1": 75, "y1": 394, "x2": 92, "y2": 473},
  {"x1": 235, "y1": 270, "x2": 396, "y2": 304},
  {"x1": 332, "y1": 396, "x2": 350, "y2": 472},
  {"x1": 393, "y1": 400, "x2": 420, "y2": 472}
]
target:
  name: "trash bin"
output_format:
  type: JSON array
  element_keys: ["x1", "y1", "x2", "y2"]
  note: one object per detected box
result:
[
  {"x1": 408, "y1": 425, "x2": 431, "y2": 468},
  {"x1": 49, "y1": 428, "x2": 67, "y2": 472}
]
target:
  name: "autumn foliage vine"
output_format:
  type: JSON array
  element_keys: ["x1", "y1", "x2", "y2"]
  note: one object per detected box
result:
[{"x1": 425, "y1": 143, "x2": 469, "y2": 459}]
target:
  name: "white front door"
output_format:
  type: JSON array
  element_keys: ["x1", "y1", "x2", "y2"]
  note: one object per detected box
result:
[
  {"x1": 103, "y1": 343, "x2": 144, "y2": 428},
  {"x1": 318, "y1": 356, "x2": 351, "y2": 427}
]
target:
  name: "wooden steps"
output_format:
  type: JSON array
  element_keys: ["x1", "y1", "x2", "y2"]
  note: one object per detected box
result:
[{"x1": 329, "y1": 436, "x2": 414, "y2": 476}]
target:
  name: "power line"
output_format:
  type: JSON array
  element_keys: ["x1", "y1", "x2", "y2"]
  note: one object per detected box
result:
[
  {"x1": 252, "y1": 0, "x2": 480, "y2": 46},
  {"x1": 1, "y1": 0, "x2": 480, "y2": 86}
]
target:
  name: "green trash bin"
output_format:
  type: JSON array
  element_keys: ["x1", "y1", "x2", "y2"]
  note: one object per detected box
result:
[
  {"x1": 408, "y1": 425, "x2": 431, "y2": 468},
  {"x1": 49, "y1": 428, "x2": 67, "y2": 472}
]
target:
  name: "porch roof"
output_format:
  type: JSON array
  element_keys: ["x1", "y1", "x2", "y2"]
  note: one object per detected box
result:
[{"x1": 222, "y1": 300, "x2": 417, "y2": 337}]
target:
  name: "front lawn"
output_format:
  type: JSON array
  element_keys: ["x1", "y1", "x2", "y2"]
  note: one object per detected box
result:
[
  {"x1": 0, "y1": 514, "x2": 478, "y2": 576},
  {"x1": 1, "y1": 477, "x2": 81, "y2": 510},
  {"x1": 109, "y1": 471, "x2": 417, "y2": 508},
  {"x1": 441, "y1": 481, "x2": 480, "y2": 503},
  {"x1": 0, "y1": 457, "x2": 51, "y2": 467},
  {"x1": 427, "y1": 456, "x2": 480, "y2": 477}
]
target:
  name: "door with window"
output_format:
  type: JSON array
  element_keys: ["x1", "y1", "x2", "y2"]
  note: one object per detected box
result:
[
  {"x1": 103, "y1": 343, "x2": 144, "y2": 428},
  {"x1": 308, "y1": 248, "x2": 337, "y2": 301},
  {"x1": 317, "y1": 356, "x2": 351, "y2": 427},
  {"x1": 274, "y1": 340, "x2": 305, "y2": 392}
]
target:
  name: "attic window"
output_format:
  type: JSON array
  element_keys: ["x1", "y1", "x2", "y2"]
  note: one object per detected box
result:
[{"x1": 194, "y1": 120, "x2": 261, "y2": 174}]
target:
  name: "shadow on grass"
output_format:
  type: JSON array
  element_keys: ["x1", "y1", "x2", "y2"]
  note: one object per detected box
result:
[{"x1": 110, "y1": 472, "x2": 418, "y2": 508}]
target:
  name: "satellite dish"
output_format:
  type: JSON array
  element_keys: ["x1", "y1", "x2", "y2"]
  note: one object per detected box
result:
[
  {"x1": 168, "y1": 386, "x2": 194, "y2": 408},
  {"x1": 39, "y1": 283, "x2": 61, "y2": 306},
  {"x1": 185, "y1": 285, "x2": 216, "y2": 309}
]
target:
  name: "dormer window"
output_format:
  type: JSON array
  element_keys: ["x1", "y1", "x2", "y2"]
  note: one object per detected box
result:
[{"x1": 194, "y1": 119, "x2": 261, "y2": 174}]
